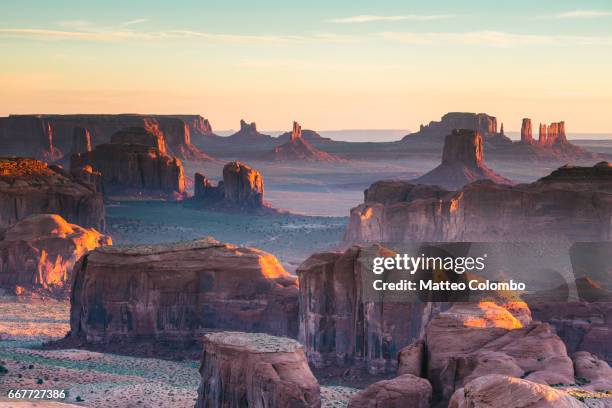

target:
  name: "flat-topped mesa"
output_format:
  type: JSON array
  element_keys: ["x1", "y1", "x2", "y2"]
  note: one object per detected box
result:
[
  {"x1": 267, "y1": 121, "x2": 341, "y2": 162},
  {"x1": 520, "y1": 118, "x2": 533, "y2": 144},
  {"x1": 70, "y1": 127, "x2": 92, "y2": 156},
  {"x1": 0, "y1": 214, "x2": 111, "y2": 296},
  {"x1": 71, "y1": 126, "x2": 185, "y2": 198},
  {"x1": 192, "y1": 161, "x2": 272, "y2": 212},
  {"x1": 0, "y1": 158, "x2": 105, "y2": 231},
  {"x1": 70, "y1": 238, "x2": 300, "y2": 347},
  {"x1": 414, "y1": 130, "x2": 512, "y2": 190},
  {"x1": 195, "y1": 332, "x2": 320, "y2": 408},
  {"x1": 346, "y1": 161, "x2": 612, "y2": 243}
]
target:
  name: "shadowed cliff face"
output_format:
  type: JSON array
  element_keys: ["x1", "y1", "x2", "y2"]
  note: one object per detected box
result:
[
  {"x1": 0, "y1": 157, "x2": 105, "y2": 231},
  {"x1": 347, "y1": 162, "x2": 612, "y2": 243}
]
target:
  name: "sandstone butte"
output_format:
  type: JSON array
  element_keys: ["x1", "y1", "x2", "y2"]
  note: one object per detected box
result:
[
  {"x1": 267, "y1": 121, "x2": 341, "y2": 162},
  {"x1": 196, "y1": 332, "x2": 320, "y2": 408},
  {"x1": 0, "y1": 114, "x2": 214, "y2": 161},
  {"x1": 413, "y1": 129, "x2": 512, "y2": 189},
  {"x1": 0, "y1": 214, "x2": 111, "y2": 296},
  {"x1": 70, "y1": 126, "x2": 186, "y2": 198},
  {"x1": 346, "y1": 161, "x2": 612, "y2": 243},
  {"x1": 0, "y1": 157, "x2": 106, "y2": 231},
  {"x1": 69, "y1": 238, "x2": 299, "y2": 346},
  {"x1": 192, "y1": 161, "x2": 280, "y2": 213}
]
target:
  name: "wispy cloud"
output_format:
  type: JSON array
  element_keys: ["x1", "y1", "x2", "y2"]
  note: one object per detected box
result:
[
  {"x1": 544, "y1": 10, "x2": 612, "y2": 19},
  {"x1": 121, "y1": 18, "x2": 149, "y2": 26},
  {"x1": 329, "y1": 14, "x2": 454, "y2": 24},
  {"x1": 379, "y1": 30, "x2": 612, "y2": 47}
]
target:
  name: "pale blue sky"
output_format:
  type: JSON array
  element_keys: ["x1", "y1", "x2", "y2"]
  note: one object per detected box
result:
[{"x1": 1, "y1": 0, "x2": 611, "y2": 133}]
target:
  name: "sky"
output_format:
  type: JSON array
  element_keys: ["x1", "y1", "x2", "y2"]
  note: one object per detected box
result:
[{"x1": 1, "y1": 0, "x2": 612, "y2": 134}]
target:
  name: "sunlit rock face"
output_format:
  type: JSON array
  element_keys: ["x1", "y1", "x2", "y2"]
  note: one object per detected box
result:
[
  {"x1": 521, "y1": 118, "x2": 533, "y2": 144},
  {"x1": 297, "y1": 245, "x2": 440, "y2": 374},
  {"x1": 71, "y1": 127, "x2": 186, "y2": 198},
  {"x1": 424, "y1": 303, "x2": 573, "y2": 405},
  {"x1": 347, "y1": 374, "x2": 432, "y2": 408},
  {"x1": 413, "y1": 129, "x2": 512, "y2": 189},
  {"x1": 346, "y1": 162, "x2": 612, "y2": 243},
  {"x1": 268, "y1": 121, "x2": 341, "y2": 162},
  {"x1": 70, "y1": 127, "x2": 92, "y2": 156},
  {"x1": 195, "y1": 332, "x2": 320, "y2": 408},
  {"x1": 448, "y1": 375, "x2": 584, "y2": 408},
  {"x1": 70, "y1": 238, "x2": 299, "y2": 345},
  {"x1": 0, "y1": 214, "x2": 111, "y2": 295},
  {"x1": 0, "y1": 158, "x2": 105, "y2": 231}
]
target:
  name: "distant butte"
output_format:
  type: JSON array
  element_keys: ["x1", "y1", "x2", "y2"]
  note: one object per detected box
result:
[
  {"x1": 413, "y1": 129, "x2": 512, "y2": 189},
  {"x1": 267, "y1": 121, "x2": 341, "y2": 162}
]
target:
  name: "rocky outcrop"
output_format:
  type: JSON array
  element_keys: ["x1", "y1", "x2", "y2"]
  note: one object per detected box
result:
[
  {"x1": 413, "y1": 130, "x2": 512, "y2": 189},
  {"x1": 0, "y1": 214, "x2": 110, "y2": 295},
  {"x1": 448, "y1": 375, "x2": 584, "y2": 408},
  {"x1": 71, "y1": 127, "x2": 186, "y2": 198},
  {"x1": 297, "y1": 245, "x2": 438, "y2": 374},
  {"x1": 70, "y1": 238, "x2": 299, "y2": 345},
  {"x1": 225, "y1": 119, "x2": 275, "y2": 144},
  {"x1": 347, "y1": 374, "x2": 432, "y2": 408},
  {"x1": 573, "y1": 351, "x2": 612, "y2": 391},
  {"x1": 0, "y1": 115, "x2": 60, "y2": 160},
  {"x1": 0, "y1": 158, "x2": 105, "y2": 231},
  {"x1": 346, "y1": 162, "x2": 612, "y2": 243},
  {"x1": 167, "y1": 115, "x2": 213, "y2": 137},
  {"x1": 267, "y1": 122, "x2": 340, "y2": 162},
  {"x1": 521, "y1": 118, "x2": 533, "y2": 143},
  {"x1": 195, "y1": 332, "x2": 320, "y2": 408},
  {"x1": 192, "y1": 161, "x2": 275, "y2": 212},
  {"x1": 397, "y1": 340, "x2": 425, "y2": 377},
  {"x1": 425, "y1": 303, "x2": 573, "y2": 404}
]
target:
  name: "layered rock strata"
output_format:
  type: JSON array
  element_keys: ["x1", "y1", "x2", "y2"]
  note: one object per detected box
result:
[
  {"x1": 70, "y1": 238, "x2": 299, "y2": 345},
  {"x1": 0, "y1": 158, "x2": 105, "y2": 231},
  {"x1": 346, "y1": 162, "x2": 612, "y2": 243},
  {"x1": 195, "y1": 332, "x2": 320, "y2": 408}
]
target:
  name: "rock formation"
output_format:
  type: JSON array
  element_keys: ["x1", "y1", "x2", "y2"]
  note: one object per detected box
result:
[
  {"x1": 539, "y1": 123, "x2": 548, "y2": 144},
  {"x1": 413, "y1": 129, "x2": 512, "y2": 189},
  {"x1": 297, "y1": 245, "x2": 439, "y2": 374},
  {"x1": 267, "y1": 121, "x2": 341, "y2": 162},
  {"x1": 225, "y1": 119, "x2": 275, "y2": 144},
  {"x1": 0, "y1": 158, "x2": 105, "y2": 231},
  {"x1": 195, "y1": 332, "x2": 320, "y2": 408},
  {"x1": 192, "y1": 161, "x2": 275, "y2": 212},
  {"x1": 70, "y1": 238, "x2": 299, "y2": 345},
  {"x1": 347, "y1": 374, "x2": 432, "y2": 408},
  {"x1": 573, "y1": 351, "x2": 612, "y2": 391},
  {"x1": 70, "y1": 127, "x2": 92, "y2": 156},
  {"x1": 423, "y1": 303, "x2": 573, "y2": 404},
  {"x1": 402, "y1": 112, "x2": 512, "y2": 146},
  {"x1": 520, "y1": 118, "x2": 533, "y2": 143},
  {"x1": 0, "y1": 214, "x2": 110, "y2": 295},
  {"x1": 71, "y1": 127, "x2": 186, "y2": 198},
  {"x1": 448, "y1": 375, "x2": 584, "y2": 408},
  {"x1": 346, "y1": 162, "x2": 612, "y2": 243},
  {"x1": 0, "y1": 114, "x2": 214, "y2": 161},
  {"x1": 0, "y1": 115, "x2": 60, "y2": 160}
]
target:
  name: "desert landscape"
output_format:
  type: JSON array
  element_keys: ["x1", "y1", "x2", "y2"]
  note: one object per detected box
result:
[{"x1": 2, "y1": 2, "x2": 612, "y2": 407}]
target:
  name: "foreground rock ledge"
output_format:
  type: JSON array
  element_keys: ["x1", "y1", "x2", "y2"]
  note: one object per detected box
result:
[
  {"x1": 195, "y1": 331, "x2": 320, "y2": 408},
  {"x1": 70, "y1": 238, "x2": 299, "y2": 346}
]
